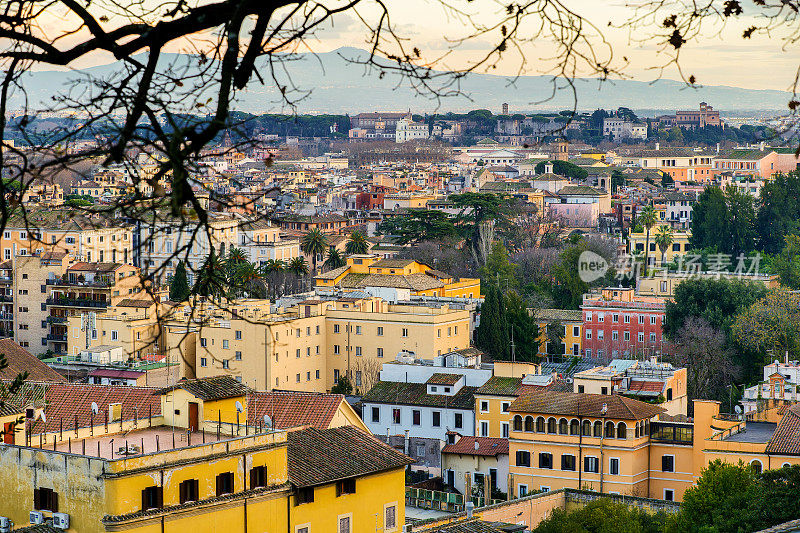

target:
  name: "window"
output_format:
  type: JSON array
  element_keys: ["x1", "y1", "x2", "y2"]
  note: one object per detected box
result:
[
  {"x1": 573, "y1": 326, "x2": 580, "y2": 337},
  {"x1": 518, "y1": 484, "x2": 528, "y2": 497},
  {"x1": 223, "y1": 339, "x2": 229, "y2": 349},
  {"x1": 609, "y1": 458, "x2": 620, "y2": 475},
  {"x1": 578, "y1": 385, "x2": 585, "y2": 394},
  {"x1": 222, "y1": 360, "x2": 229, "y2": 369},
  {"x1": 454, "y1": 412, "x2": 463, "y2": 429},
  {"x1": 179, "y1": 479, "x2": 199, "y2": 503},
  {"x1": 750, "y1": 460, "x2": 763, "y2": 474},
  {"x1": 412, "y1": 410, "x2": 421, "y2": 426},
  {"x1": 584, "y1": 456, "x2": 599, "y2": 473},
  {"x1": 480, "y1": 401, "x2": 489, "y2": 412},
  {"x1": 392, "y1": 408, "x2": 401, "y2": 424},
  {"x1": 432, "y1": 411, "x2": 441, "y2": 427},
  {"x1": 200, "y1": 337, "x2": 207, "y2": 347},
  {"x1": 651, "y1": 316, "x2": 657, "y2": 325},
  {"x1": 617, "y1": 422, "x2": 627, "y2": 439},
  {"x1": 296, "y1": 487, "x2": 314, "y2": 504},
  {"x1": 515, "y1": 450, "x2": 531, "y2": 467},
  {"x1": 316, "y1": 370, "x2": 320, "y2": 379},
  {"x1": 561, "y1": 454, "x2": 576, "y2": 471},
  {"x1": 334, "y1": 324, "x2": 340, "y2": 333},
  {"x1": 200, "y1": 357, "x2": 207, "y2": 367},
  {"x1": 355, "y1": 346, "x2": 362, "y2": 356},
  {"x1": 666, "y1": 388, "x2": 673, "y2": 401},
  {"x1": 638, "y1": 315, "x2": 645, "y2": 324},
  {"x1": 480, "y1": 421, "x2": 489, "y2": 436},
  {"x1": 336, "y1": 478, "x2": 356, "y2": 496},
  {"x1": 612, "y1": 314, "x2": 618, "y2": 323},
  {"x1": 249, "y1": 466, "x2": 268, "y2": 489},
  {"x1": 664, "y1": 489, "x2": 674, "y2": 502},
  {"x1": 296, "y1": 373, "x2": 301, "y2": 383},
  {"x1": 33, "y1": 487, "x2": 59, "y2": 512},
  {"x1": 501, "y1": 402, "x2": 510, "y2": 413},
  {"x1": 296, "y1": 349, "x2": 301, "y2": 358},
  {"x1": 402, "y1": 328, "x2": 408, "y2": 337},
  {"x1": 334, "y1": 345, "x2": 340, "y2": 355},
  {"x1": 662, "y1": 455, "x2": 675, "y2": 472},
  {"x1": 624, "y1": 331, "x2": 630, "y2": 341},
  {"x1": 638, "y1": 332, "x2": 644, "y2": 343},
  {"x1": 338, "y1": 516, "x2": 351, "y2": 533},
  {"x1": 216, "y1": 472, "x2": 234, "y2": 496},
  {"x1": 547, "y1": 418, "x2": 557, "y2": 434},
  {"x1": 355, "y1": 325, "x2": 362, "y2": 335},
  {"x1": 385, "y1": 504, "x2": 397, "y2": 530},
  {"x1": 235, "y1": 351, "x2": 242, "y2": 361},
  {"x1": 141, "y1": 486, "x2": 163, "y2": 510},
  {"x1": 502, "y1": 422, "x2": 509, "y2": 438},
  {"x1": 235, "y1": 330, "x2": 242, "y2": 340},
  {"x1": 539, "y1": 452, "x2": 553, "y2": 469},
  {"x1": 371, "y1": 407, "x2": 380, "y2": 423},
  {"x1": 377, "y1": 347, "x2": 384, "y2": 358}
]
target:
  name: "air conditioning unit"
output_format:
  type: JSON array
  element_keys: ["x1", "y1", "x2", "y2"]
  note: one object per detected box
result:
[
  {"x1": 52, "y1": 513, "x2": 70, "y2": 529},
  {"x1": 29, "y1": 511, "x2": 44, "y2": 525},
  {"x1": 0, "y1": 516, "x2": 12, "y2": 533}
]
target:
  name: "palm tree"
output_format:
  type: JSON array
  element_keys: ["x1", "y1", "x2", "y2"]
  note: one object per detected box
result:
[
  {"x1": 300, "y1": 228, "x2": 328, "y2": 274},
  {"x1": 345, "y1": 230, "x2": 369, "y2": 255},
  {"x1": 236, "y1": 261, "x2": 268, "y2": 298},
  {"x1": 193, "y1": 249, "x2": 226, "y2": 298},
  {"x1": 654, "y1": 225, "x2": 674, "y2": 267},
  {"x1": 324, "y1": 246, "x2": 345, "y2": 270},
  {"x1": 638, "y1": 204, "x2": 658, "y2": 277},
  {"x1": 288, "y1": 256, "x2": 309, "y2": 277},
  {"x1": 263, "y1": 259, "x2": 285, "y2": 299}
]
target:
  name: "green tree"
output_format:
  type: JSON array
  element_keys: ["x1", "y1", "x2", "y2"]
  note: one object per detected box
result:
[
  {"x1": 345, "y1": 230, "x2": 370, "y2": 255},
  {"x1": 654, "y1": 225, "x2": 674, "y2": 266},
  {"x1": 533, "y1": 498, "x2": 668, "y2": 533},
  {"x1": 504, "y1": 291, "x2": 540, "y2": 361},
  {"x1": 667, "y1": 126, "x2": 685, "y2": 144},
  {"x1": 544, "y1": 320, "x2": 565, "y2": 358},
  {"x1": 480, "y1": 242, "x2": 519, "y2": 290},
  {"x1": 773, "y1": 234, "x2": 800, "y2": 289},
  {"x1": 170, "y1": 261, "x2": 191, "y2": 302},
  {"x1": 475, "y1": 284, "x2": 510, "y2": 360},
  {"x1": 732, "y1": 288, "x2": 800, "y2": 364},
  {"x1": 300, "y1": 228, "x2": 329, "y2": 274},
  {"x1": 323, "y1": 246, "x2": 346, "y2": 270},
  {"x1": 377, "y1": 209, "x2": 456, "y2": 245},
  {"x1": 757, "y1": 171, "x2": 800, "y2": 254},
  {"x1": 534, "y1": 160, "x2": 589, "y2": 180},
  {"x1": 664, "y1": 278, "x2": 767, "y2": 338},
  {"x1": 638, "y1": 205, "x2": 658, "y2": 276},
  {"x1": 331, "y1": 375, "x2": 353, "y2": 395},
  {"x1": 288, "y1": 256, "x2": 309, "y2": 277},
  {"x1": 193, "y1": 249, "x2": 226, "y2": 298},
  {"x1": 690, "y1": 186, "x2": 757, "y2": 256},
  {"x1": 610, "y1": 170, "x2": 626, "y2": 193}
]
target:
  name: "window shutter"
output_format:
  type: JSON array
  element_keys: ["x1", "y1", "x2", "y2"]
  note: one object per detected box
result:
[
  {"x1": 52, "y1": 492, "x2": 59, "y2": 512},
  {"x1": 141, "y1": 489, "x2": 147, "y2": 511},
  {"x1": 156, "y1": 487, "x2": 163, "y2": 509},
  {"x1": 336, "y1": 481, "x2": 342, "y2": 497},
  {"x1": 179, "y1": 482, "x2": 186, "y2": 504},
  {"x1": 216, "y1": 475, "x2": 222, "y2": 496},
  {"x1": 33, "y1": 488, "x2": 41, "y2": 510}
]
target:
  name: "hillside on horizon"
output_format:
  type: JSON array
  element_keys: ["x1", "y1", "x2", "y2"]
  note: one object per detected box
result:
[{"x1": 13, "y1": 47, "x2": 791, "y2": 115}]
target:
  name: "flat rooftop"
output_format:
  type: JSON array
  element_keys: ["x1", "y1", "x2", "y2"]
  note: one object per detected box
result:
[
  {"x1": 32, "y1": 427, "x2": 234, "y2": 459},
  {"x1": 722, "y1": 422, "x2": 777, "y2": 443}
]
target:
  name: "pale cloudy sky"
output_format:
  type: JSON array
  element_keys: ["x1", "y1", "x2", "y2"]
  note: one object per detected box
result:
[{"x1": 291, "y1": 0, "x2": 799, "y2": 92}]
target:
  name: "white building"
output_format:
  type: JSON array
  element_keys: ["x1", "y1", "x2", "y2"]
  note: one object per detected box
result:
[
  {"x1": 441, "y1": 435, "x2": 510, "y2": 497},
  {"x1": 603, "y1": 118, "x2": 648, "y2": 141},
  {"x1": 395, "y1": 114, "x2": 432, "y2": 143},
  {"x1": 742, "y1": 360, "x2": 800, "y2": 414}
]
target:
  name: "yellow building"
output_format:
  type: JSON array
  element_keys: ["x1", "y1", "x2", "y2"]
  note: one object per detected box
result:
[
  {"x1": 316, "y1": 255, "x2": 480, "y2": 298},
  {"x1": 628, "y1": 225, "x2": 691, "y2": 266},
  {"x1": 529, "y1": 309, "x2": 583, "y2": 357},
  {"x1": 0, "y1": 377, "x2": 411, "y2": 533}
]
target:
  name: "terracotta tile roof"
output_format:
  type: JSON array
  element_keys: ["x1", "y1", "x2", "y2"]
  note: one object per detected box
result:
[
  {"x1": 417, "y1": 518, "x2": 520, "y2": 533},
  {"x1": 68, "y1": 262, "x2": 122, "y2": 272},
  {"x1": 370, "y1": 258, "x2": 416, "y2": 268},
  {"x1": 766, "y1": 404, "x2": 800, "y2": 455},
  {"x1": 531, "y1": 308, "x2": 583, "y2": 323},
  {"x1": 287, "y1": 426, "x2": 412, "y2": 488},
  {"x1": 315, "y1": 265, "x2": 349, "y2": 280},
  {"x1": 0, "y1": 339, "x2": 66, "y2": 382},
  {"x1": 28, "y1": 383, "x2": 162, "y2": 434},
  {"x1": 509, "y1": 391, "x2": 665, "y2": 420},
  {"x1": 476, "y1": 376, "x2": 524, "y2": 397},
  {"x1": 247, "y1": 391, "x2": 344, "y2": 429},
  {"x1": 442, "y1": 436, "x2": 509, "y2": 457},
  {"x1": 362, "y1": 381, "x2": 477, "y2": 410},
  {"x1": 115, "y1": 299, "x2": 153, "y2": 308},
  {"x1": 159, "y1": 376, "x2": 249, "y2": 401},
  {"x1": 627, "y1": 380, "x2": 665, "y2": 394},
  {"x1": 426, "y1": 373, "x2": 461, "y2": 386}
]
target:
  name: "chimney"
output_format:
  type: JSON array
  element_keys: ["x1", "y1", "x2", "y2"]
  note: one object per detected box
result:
[
  {"x1": 544, "y1": 162, "x2": 554, "y2": 174},
  {"x1": 474, "y1": 440, "x2": 480, "y2": 451},
  {"x1": 655, "y1": 142, "x2": 660, "y2": 151},
  {"x1": 759, "y1": 141, "x2": 765, "y2": 151},
  {"x1": 466, "y1": 501, "x2": 475, "y2": 518},
  {"x1": 716, "y1": 142, "x2": 720, "y2": 154}
]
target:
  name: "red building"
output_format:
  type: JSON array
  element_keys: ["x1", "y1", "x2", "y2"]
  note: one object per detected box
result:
[{"x1": 581, "y1": 288, "x2": 666, "y2": 360}]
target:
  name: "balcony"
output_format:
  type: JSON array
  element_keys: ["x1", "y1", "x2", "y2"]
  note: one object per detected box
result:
[
  {"x1": 46, "y1": 316, "x2": 67, "y2": 324},
  {"x1": 46, "y1": 333, "x2": 68, "y2": 342},
  {"x1": 0, "y1": 313, "x2": 12, "y2": 321},
  {"x1": 46, "y1": 277, "x2": 112, "y2": 288},
  {"x1": 46, "y1": 297, "x2": 109, "y2": 309}
]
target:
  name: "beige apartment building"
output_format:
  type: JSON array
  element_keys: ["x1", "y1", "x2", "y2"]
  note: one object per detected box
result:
[
  {"x1": 68, "y1": 295, "x2": 472, "y2": 394},
  {"x1": 1, "y1": 209, "x2": 133, "y2": 263}
]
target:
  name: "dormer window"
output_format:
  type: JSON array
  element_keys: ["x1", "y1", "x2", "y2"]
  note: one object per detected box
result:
[
  {"x1": 444, "y1": 387, "x2": 450, "y2": 393},
  {"x1": 431, "y1": 386, "x2": 437, "y2": 392}
]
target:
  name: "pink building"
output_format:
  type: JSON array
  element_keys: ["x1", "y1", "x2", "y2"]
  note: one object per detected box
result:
[
  {"x1": 581, "y1": 288, "x2": 666, "y2": 360},
  {"x1": 713, "y1": 146, "x2": 800, "y2": 178}
]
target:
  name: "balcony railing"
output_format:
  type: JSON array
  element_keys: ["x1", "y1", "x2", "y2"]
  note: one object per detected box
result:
[
  {"x1": 0, "y1": 313, "x2": 12, "y2": 320},
  {"x1": 46, "y1": 278, "x2": 112, "y2": 288},
  {"x1": 46, "y1": 316, "x2": 67, "y2": 324},
  {"x1": 46, "y1": 297, "x2": 109, "y2": 308},
  {"x1": 46, "y1": 333, "x2": 68, "y2": 342}
]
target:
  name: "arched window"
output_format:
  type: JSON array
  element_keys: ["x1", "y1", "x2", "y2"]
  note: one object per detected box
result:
[
  {"x1": 547, "y1": 417, "x2": 557, "y2": 434},
  {"x1": 524, "y1": 416, "x2": 534, "y2": 432},
  {"x1": 644, "y1": 419, "x2": 650, "y2": 436},
  {"x1": 559, "y1": 418, "x2": 568, "y2": 435},
  {"x1": 783, "y1": 462, "x2": 792, "y2": 468},
  {"x1": 536, "y1": 417, "x2": 545, "y2": 433},
  {"x1": 570, "y1": 419, "x2": 580, "y2": 435},
  {"x1": 593, "y1": 421, "x2": 603, "y2": 437},
  {"x1": 617, "y1": 422, "x2": 627, "y2": 439},
  {"x1": 513, "y1": 415, "x2": 523, "y2": 432},
  {"x1": 635, "y1": 423, "x2": 640, "y2": 439},
  {"x1": 582, "y1": 420, "x2": 592, "y2": 436},
  {"x1": 605, "y1": 421, "x2": 615, "y2": 438},
  {"x1": 750, "y1": 460, "x2": 763, "y2": 474}
]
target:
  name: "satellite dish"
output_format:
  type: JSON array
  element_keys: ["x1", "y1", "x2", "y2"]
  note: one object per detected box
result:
[
  {"x1": 39, "y1": 411, "x2": 46, "y2": 423},
  {"x1": 235, "y1": 401, "x2": 244, "y2": 413},
  {"x1": 263, "y1": 415, "x2": 272, "y2": 428},
  {"x1": 91, "y1": 402, "x2": 99, "y2": 414},
  {"x1": 735, "y1": 405, "x2": 743, "y2": 414}
]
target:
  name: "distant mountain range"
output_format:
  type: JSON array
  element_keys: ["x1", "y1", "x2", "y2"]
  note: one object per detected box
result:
[{"x1": 14, "y1": 47, "x2": 791, "y2": 115}]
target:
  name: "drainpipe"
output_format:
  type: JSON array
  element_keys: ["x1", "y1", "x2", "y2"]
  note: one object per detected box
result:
[
  {"x1": 577, "y1": 416, "x2": 583, "y2": 490},
  {"x1": 599, "y1": 417, "x2": 605, "y2": 494}
]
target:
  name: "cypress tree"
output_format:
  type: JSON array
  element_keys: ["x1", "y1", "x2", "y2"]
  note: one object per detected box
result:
[{"x1": 170, "y1": 261, "x2": 190, "y2": 301}]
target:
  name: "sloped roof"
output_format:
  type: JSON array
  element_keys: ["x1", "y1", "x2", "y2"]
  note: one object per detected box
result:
[
  {"x1": 765, "y1": 404, "x2": 800, "y2": 455},
  {"x1": 247, "y1": 391, "x2": 345, "y2": 429},
  {"x1": 442, "y1": 436, "x2": 509, "y2": 457},
  {"x1": 68, "y1": 262, "x2": 122, "y2": 272},
  {"x1": 426, "y1": 373, "x2": 462, "y2": 386},
  {"x1": 718, "y1": 149, "x2": 774, "y2": 161},
  {"x1": 287, "y1": 426, "x2": 412, "y2": 488},
  {"x1": 627, "y1": 380, "x2": 665, "y2": 394},
  {"x1": 0, "y1": 339, "x2": 66, "y2": 382},
  {"x1": 531, "y1": 308, "x2": 582, "y2": 322},
  {"x1": 160, "y1": 375, "x2": 250, "y2": 401},
  {"x1": 115, "y1": 299, "x2": 153, "y2": 308},
  {"x1": 558, "y1": 185, "x2": 604, "y2": 196},
  {"x1": 315, "y1": 265, "x2": 349, "y2": 280},
  {"x1": 370, "y1": 258, "x2": 416, "y2": 268},
  {"x1": 509, "y1": 391, "x2": 665, "y2": 420},
  {"x1": 362, "y1": 381, "x2": 477, "y2": 410},
  {"x1": 476, "y1": 376, "x2": 524, "y2": 397}
]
